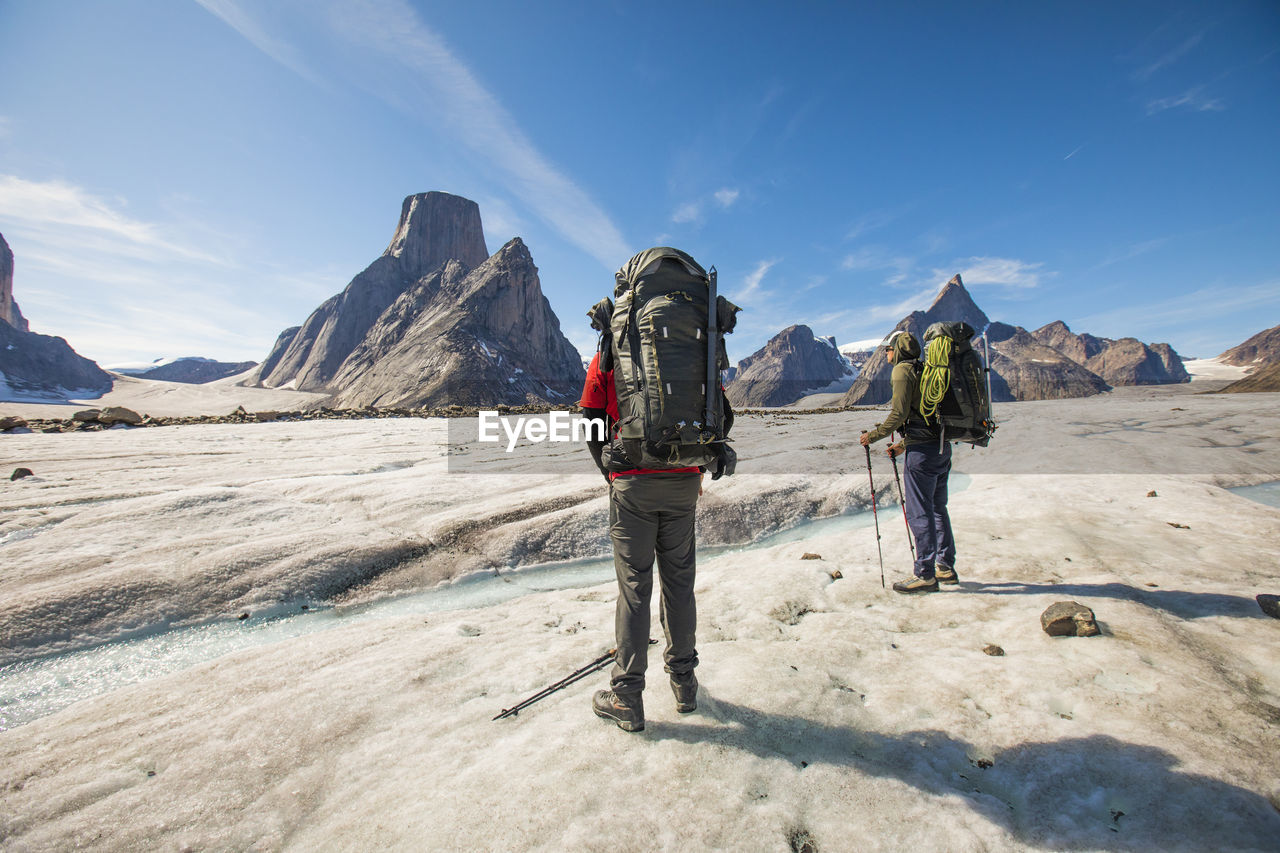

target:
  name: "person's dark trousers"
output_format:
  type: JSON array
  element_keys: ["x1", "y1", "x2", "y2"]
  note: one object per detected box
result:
[
  {"x1": 608, "y1": 472, "x2": 701, "y2": 697},
  {"x1": 903, "y1": 441, "x2": 956, "y2": 579}
]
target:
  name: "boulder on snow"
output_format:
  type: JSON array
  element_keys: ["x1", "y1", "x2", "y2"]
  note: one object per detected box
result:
[
  {"x1": 1258, "y1": 594, "x2": 1280, "y2": 620},
  {"x1": 1, "y1": 415, "x2": 28, "y2": 431},
  {"x1": 73, "y1": 409, "x2": 102, "y2": 422},
  {"x1": 11, "y1": 467, "x2": 34, "y2": 481},
  {"x1": 1041, "y1": 601, "x2": 1100, "y2": 637},
  {"x1": 97, "y1": 406, "x2": 143, "y2": 426},
  {"x1": 800, "y1": 552, "x2": 822, "y2": 560}
]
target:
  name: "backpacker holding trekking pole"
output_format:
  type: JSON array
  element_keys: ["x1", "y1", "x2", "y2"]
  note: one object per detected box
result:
[
  {"x1": 919, "y1": 321, "x2": 995, "y2": 447},
  {"x1": 587, "y1": 248, "x2": 741, "y2": 478}
]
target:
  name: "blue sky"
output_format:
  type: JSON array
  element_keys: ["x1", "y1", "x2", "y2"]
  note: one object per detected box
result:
[{"x1": 0, "y1": 0, "x2": 1276, "y2": 369}]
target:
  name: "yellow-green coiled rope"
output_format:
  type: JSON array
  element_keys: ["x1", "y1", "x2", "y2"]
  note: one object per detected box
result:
[{"x1": 919, "y1": 336, "x2": 951, "y2": 421}]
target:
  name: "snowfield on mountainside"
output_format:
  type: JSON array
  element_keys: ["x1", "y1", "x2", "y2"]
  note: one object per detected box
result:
[{"x1": 1, "y1": 376, "x2": 1279, "y2": 851}]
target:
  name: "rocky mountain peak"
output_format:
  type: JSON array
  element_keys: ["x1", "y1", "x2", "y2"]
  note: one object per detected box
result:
[
  {"x1": 383, "y1": 191, "x2": 489, "y2": 280},
  {"x1": 727, "y1": 324, "x2": 853, "y2": 407},
  {"x1": 1219, "y1": 323, "x2": 1280, "y2": 366},
  {"x1": 251, "y1": 194, "x2": 582, "y2": 408},
  {"x1": 928, "y1": 273, "x2": 990, "y2": 331},
  {"x1": 1, "y1": 231, "x2": 30, "y2": 332}
]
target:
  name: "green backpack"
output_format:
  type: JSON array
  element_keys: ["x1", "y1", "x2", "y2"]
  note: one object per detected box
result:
[
  {"x1": 587, "y1": 247, "x2": 740, "y2": 477},
  {"x1": 919, "y1": 321, "x2": 995, "y2": 447}
]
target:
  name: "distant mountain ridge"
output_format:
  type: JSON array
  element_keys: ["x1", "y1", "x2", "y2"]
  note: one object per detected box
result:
[
  {"x1": 1218, "y1": 323, "x2": 1280, "y2": 367},
  {"x1": 840, "y1": 275, "x2": 1188, "y2": 406},
  {"x1": 113, "y1": 357, "x2": 258, "y2": 384},
  {"x1": 726, "y1": 324, "x2": 853, "y2": 407},
  {"x1": 246, "y1": 192, "x2": 584, "y2": 408}
]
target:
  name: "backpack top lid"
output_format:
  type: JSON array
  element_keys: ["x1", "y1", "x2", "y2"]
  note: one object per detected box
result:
[
  {"x1": 924, "y1": 321, "x2": 976, "y2": 347},
  {"x1": 615, "y1": 247, "x2": 708, "y2": 293}
]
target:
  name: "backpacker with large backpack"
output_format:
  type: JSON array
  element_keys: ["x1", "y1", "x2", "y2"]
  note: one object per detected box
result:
[
  {"x1": 586, "y1": 247, "x2": 740, "y2": 478},
  {"x1": 917, "y1": 320, "x2": 995, "y2": 447}
]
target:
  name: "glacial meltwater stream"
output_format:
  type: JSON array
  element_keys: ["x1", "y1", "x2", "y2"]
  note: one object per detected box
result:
[{"x1": 0, "y1": 486, "x2": 909, "y2": 731}]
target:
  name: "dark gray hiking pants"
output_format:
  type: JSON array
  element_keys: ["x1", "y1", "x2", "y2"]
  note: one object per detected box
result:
[
  {"x1": 608, "y1": 472, "x2": 701, "y2": 697},
  {"x1": 903, "y1": 441, "x2": 956, "y2": 578}
]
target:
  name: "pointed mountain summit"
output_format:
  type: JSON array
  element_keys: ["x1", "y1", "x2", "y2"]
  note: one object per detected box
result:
[
  {"x1": 248, "y1": 193, "x2": 583, "y2": 408},
  {"x1": 840, "y1": 274, "x2": 989, "y2": 406},
  {"x1": 725, "y1": 324, "x2": 853, "y2": 407}
]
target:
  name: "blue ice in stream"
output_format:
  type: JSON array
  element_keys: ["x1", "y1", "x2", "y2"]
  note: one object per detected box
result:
[
  {"x1": 1231, "y1": 480, "x2": 1280, "y2": 510},
  {"x1": 0, "y1": 473, "x2": 970, "y2": 730}
]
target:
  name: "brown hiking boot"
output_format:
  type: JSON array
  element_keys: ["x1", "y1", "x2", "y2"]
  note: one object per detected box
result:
[
  {"x1": 892, "y1": 575, "x2": 939, "y2": 594},
  {"x1": 670, "y1": 672, "x2": 698, "y2": 713},
  {"x1": 592, "y1": 690, "x2": 644, "y2": 732},
  {"x1": 935, "y1": 565, "x2": 959, "y2": 585}
]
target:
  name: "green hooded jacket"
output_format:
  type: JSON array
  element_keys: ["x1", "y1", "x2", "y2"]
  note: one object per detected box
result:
[{"x1": 863, "y1": 330, "x2": 933, "y2": 445}]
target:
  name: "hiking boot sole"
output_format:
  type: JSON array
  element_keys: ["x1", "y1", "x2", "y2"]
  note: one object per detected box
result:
[
  {"x1": 593, "y1": 707, "x2": 645, "y2": 732},
  {"x1": 892, "y1": 580, "x2": 940, "y2": 594}
]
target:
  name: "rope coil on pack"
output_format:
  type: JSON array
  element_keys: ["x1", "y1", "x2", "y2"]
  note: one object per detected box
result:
[{"x1": 919, "y1": 336, "x2": 952, "y2": 421}]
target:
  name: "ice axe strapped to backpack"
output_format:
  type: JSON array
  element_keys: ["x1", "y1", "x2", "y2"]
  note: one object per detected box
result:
[
  {"x1": 586, "y1": 248, "x2": 740, "y2": 479},
  {"x1": 919, "y1": 321, "x2": 995, "y2": 447}
]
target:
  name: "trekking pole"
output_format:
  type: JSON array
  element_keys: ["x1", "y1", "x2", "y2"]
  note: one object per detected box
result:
[
  {"x1": 864, "y1": 444, "x2": 885, "y2": 589},
  {"x1": 888, "y1": 434, "x2": 916, "y2": 561},
  {"x1": 492, "y1": 639, "x2": 657, "y2": 721},
  {"x1": 493, "y1": 649, "x2": 615, "y2": 720}
]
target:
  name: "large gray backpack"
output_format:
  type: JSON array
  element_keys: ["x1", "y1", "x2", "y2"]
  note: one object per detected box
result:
[
  {"x1": 587, "y1": 247, "x2": 740, "y2": 477},
  {"x1": 919, "y1": 321, "x2": 995, "y2": 447}
]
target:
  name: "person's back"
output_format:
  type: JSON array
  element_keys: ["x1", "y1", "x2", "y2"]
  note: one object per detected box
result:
[{"x1": 582, "y1": 247, "x2": 738, "y2": 732}]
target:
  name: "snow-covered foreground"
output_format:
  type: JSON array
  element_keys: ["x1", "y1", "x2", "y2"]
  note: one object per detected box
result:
[{"x1": 2, "y1": 384, "x2": 1279, "y2": 850}]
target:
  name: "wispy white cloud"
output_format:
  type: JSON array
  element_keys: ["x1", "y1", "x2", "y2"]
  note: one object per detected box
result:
[
  {"x1": 1133, "y1": 33, "x2": 1204, "y2": 82},
  {"x1": 194, "y1": 0, "x2": 325, "y2": 86},
  {"x1": 201, "y1": 0, "x2": 630, "y2": 269},
  {"x1": 1146, "y1": 86, "x2": 1225, "y2": 115},
  {"x1": 733, "y1": 258, "x2": 779, "y2": 305},
  {"x1": 945, "y1": 256, "x2": 1046, "y2": 289},
  {"x1": 844, "y1": 208, "x2": 903, "y2": 242},
  {"x1": 671, "y1": 187, "x2": 741, "y2": 226},
  {"x1": 1089, "y1": 237, "x2": 1171, "y2": 271},
  {"x1": 0, "y1": 175, "x2": 221, "y2": 265},
  {"x1": 671, "y1": 201, "x2": 702, "y2": 225},
  {"x1": 1064, "y1": 145, "x2": 1084, "y2": 161},
  {"x1": 714, "y1": 188, "x2": 740, "y2": 208},
  {"x1": 0, "y1": 174, "x2": 331, "y2": 363}
]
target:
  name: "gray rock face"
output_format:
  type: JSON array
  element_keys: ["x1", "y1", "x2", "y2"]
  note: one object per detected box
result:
[
  {"x1": 0, "y1": 320, "x2": 113, "y2": 399},
  {"x1": 1033, "y1": 322, "x2": 1189, "y2": 386},
  {"x1": 1041, "y1": 601, "x2": 1100, "y2": 637},
  {"x1": 1031, "y1": 320, "x2": 1106, "y2": 365},
  {"x1": 842, "y1": 275, "x2": 990, "y2": 406},
  {"x1": 1219, "y1": 323, "x2": 1280, "y2": 366},
  {"x1": 116, "y1": 358, "x2": 258, "y2": 384},
  {"x1": 0, "y1": 232, "x2": 29, "y2": 332},
  {"x1": 384, "y1": 192, "x2": 489, "y2": 275},
  {"x1": 988, "y1": 327, "x2": 1111, "y2": 401},
  {"x1": 251, "y1": 192, "x2": 489, "y2": 393},
  {"x1": 726, "y1": 325, "x2": 853, "y2": 407},
  {"x1": 324, "y1": 238, "x2": 584, "y2": 408},
  {"x1": 248, "y1": 192, "x2": 583, "y2": 407}
]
